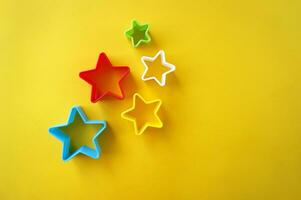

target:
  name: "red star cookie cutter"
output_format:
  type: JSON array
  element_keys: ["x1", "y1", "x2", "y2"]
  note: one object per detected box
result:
[{"x1": 79, "y1": 52, "x2": 130, "y2": 103}]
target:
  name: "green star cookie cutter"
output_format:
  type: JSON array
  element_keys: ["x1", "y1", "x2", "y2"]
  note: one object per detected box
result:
[{"x1": 125, "y1": 20, "x2": 151, "y2": 47}]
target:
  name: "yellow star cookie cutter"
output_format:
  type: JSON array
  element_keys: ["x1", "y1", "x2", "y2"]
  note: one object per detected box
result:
[{"x1": 121, "y1": 93, "x2": 163, "y2": 135}]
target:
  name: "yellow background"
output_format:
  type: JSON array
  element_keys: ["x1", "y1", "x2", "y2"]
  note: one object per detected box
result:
[{"x1": 0, "y1": 0, "x2": 301, "y2": 199}]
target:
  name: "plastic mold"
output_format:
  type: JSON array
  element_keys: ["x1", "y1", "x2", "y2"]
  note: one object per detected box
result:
[
  {"x1": 141, "y1": 50, "x2": 175, "y2": 86},
  {"x1": 79, "y1": 52, "x2": 130, "y2": 103},
  {"x1": 125, "y1": 20, "x2": 151, "y2": 47},
  {"x1": 48, "y1": 106, "x2": 107, "y2": 161},
  {"x1": 121, "y1": 93, "x2": 162, "y2": 135}
]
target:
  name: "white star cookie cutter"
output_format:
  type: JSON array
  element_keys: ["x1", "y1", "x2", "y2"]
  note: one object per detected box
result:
[{"x1": 141, "y1": 50, "x2": 176, "y2": 86}]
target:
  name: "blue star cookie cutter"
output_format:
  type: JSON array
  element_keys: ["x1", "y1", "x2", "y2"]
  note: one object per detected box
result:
[{"x1": 48, "y1": 106, "x2": 107, "y2": 161}]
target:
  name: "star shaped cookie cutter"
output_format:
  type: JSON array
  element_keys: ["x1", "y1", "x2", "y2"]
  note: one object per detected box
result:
[
  {"x1": 121, "y1": 93, "x2": 162, "y2": 135},
  {"x1": 79, "y1": 52, "x2": 130, "y2": 103},
  {"x1": 141, "y1": 50, "x2": 176, "y2": 86},
  {"x1": 48, "y1": 106, "x2": 107, "y2": 161},
  {"x1": 125, "y1": 19, "x2": 151, "y2": 47}
]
